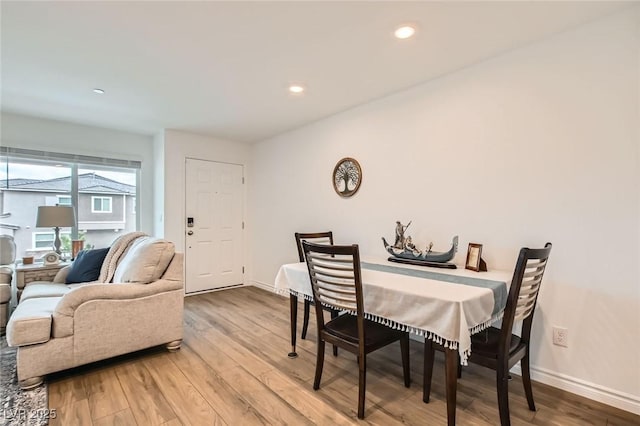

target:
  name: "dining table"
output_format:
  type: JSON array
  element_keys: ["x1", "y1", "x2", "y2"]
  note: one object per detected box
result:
[{"x1": 274, "y1": 256, "x2": 513, "y2": 425}]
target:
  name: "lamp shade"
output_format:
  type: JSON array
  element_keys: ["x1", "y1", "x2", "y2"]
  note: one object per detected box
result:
[{"x1": 36, "y1": 206, "x2": 76, "y2": 228}]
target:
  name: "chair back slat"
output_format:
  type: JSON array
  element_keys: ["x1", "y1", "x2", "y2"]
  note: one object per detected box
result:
[
  {"x1": 500, "y1": 243, "x2": 552, "y2": 349},
  {"x1": 313, "y1": 277, "x2": 355, "y2": 289},
  {"x1": 303, "y1": 236, "x2": 332, "y2": 246},
  {"x1": 316, "y1": 291, "x2": 358, "y2": 310},
  {"x1": 513, "y1": 258, "x2": 548, "y2": 321},
  {"x1": 307, "y1": 253, "x2": 353, "y2": 265},
  {"x1": 303, "y1": 241, "x2": 363, "y2": 317},
  {"x1": 314, "y1": 272, "x2": 353, "y2": 284},
  {"x1": 295, "y1": 232, "x2": 334, "y2": 262}
]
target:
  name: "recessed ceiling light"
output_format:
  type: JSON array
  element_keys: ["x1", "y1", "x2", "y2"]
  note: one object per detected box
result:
[
  {"x1": 288, "y1": 84, "x2": 305, "y2": 94},
  {"x1": 93, "y1": 88, "x2": 105, "y2": 94},
  {"x1": 394, "y1": 25, "x2": 416, "y2": 40}
]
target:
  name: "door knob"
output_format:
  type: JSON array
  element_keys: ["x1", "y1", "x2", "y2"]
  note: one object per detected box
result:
[{"x1": 187, "y1": 230, "x2": 194, "y2": 236}]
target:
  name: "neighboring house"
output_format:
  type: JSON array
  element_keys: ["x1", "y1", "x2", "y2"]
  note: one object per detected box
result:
[{"x1": 0, "y1": 173, "x2": 136, "y2": 259}]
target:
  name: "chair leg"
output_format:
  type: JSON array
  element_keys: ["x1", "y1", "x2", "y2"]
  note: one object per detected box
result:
[
  {"x1": 521, "y1": 354, "x2": 536, "y2": 411},
  {"x1": 423, "y1": 338, "x2": 435, "y2": 403},
  {"x1": 301, "y1": 299, "x2": 311, "y2": 340},
  {"x1": 400, "y1": 333, "x2": 411, "y2": 387},
  {"x1": 330, "y1": 309, "x2": 339, "y2": 356},
  {"x1": 357, "y1": 354, "x2": 367, "y2": 419},
  {"x1": 288, "y1": 294, "x2": 298, "y2": 358},
  {"x1": 313, "y1": 339, "x2": 325, "y2": 390},
  {"x1": 497, "y1": 368, "x2": 511, "y2": 426}
]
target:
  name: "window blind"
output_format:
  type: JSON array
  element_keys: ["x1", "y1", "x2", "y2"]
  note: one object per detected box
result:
[{"x1": 0, "y1": 146, "x2": 142, "y2": 169}]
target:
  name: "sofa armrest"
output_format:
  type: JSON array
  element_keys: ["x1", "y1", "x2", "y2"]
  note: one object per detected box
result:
[
  {"x1": 7, "y1": 297, "x2": 62, "y2": 347},
  {"x1": 0, "y1": 266, "x2": 13, "y2": 285},
  {"x1": 54, "y1": 279, "x2": 183, "y2": 317},
  {"x1": 53, "y1": 265, "x2": 71, "y2": 283}
]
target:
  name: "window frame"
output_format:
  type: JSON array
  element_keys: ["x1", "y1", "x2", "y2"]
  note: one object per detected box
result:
[
  {"x1": 91, "y1": 196, "x2": 113, "y2": 213},
  {"x1": 1, "y1": 147, "x2": 141, "y2": 248}
]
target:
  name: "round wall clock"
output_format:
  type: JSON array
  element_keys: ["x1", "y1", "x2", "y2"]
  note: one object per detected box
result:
[
  {"x1": 43, "y1": 251, "x2": 60, "y2": 265},
  {"x1": 333, "y1": 157, "x2": 362, "y2": 197}
]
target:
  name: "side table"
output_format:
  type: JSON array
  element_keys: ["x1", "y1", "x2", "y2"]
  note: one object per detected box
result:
[{"x1": 15, "y1": 262, "x2": 69, "y2": 303}]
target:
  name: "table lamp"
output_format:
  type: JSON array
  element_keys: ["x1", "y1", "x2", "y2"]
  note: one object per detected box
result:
[{"x1": 35, "y1": 206, "x2": 76, "y2": 255}]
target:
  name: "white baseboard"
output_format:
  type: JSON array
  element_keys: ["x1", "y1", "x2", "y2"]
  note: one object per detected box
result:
[
  {"x1": 510, "y1": 365, "x2": 640, "y2": 415},
  {"x1": 249, "y1": 280, "x2": 640, "y2": 416},
  {"x1": 251, "y1": 280, "x2": 274, "y2": 293},
  {"x1": 184, "y1": 283, "x2": 245, "y2": 296}
]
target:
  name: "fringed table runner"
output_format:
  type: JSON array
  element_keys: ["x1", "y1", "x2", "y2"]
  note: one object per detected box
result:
[{"x1": 274, "y1": 259, "x2": 511, "y2": 364}]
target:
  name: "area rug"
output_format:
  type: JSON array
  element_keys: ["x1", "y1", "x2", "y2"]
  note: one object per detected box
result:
[{"x1": 1, "y1": 337, "x2": 48, "y2": 426}]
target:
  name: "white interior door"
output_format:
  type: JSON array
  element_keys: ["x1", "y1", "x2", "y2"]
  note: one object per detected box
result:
[{"x1": 185, "y1": 158, "x2": 244, "y2": 294}]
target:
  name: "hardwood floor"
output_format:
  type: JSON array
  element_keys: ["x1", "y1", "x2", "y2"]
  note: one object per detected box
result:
[{"x1": 48, "y1": 286, "x2": 638, "y2": 425}]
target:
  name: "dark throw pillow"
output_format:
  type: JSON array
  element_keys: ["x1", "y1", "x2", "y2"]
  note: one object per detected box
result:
[{"x1": 65, "y1": 248, "x2": 109, "y2": 284}]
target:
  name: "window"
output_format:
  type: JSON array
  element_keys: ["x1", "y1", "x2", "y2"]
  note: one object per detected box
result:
[
  {"x1": 57, "y1": 195, "x2": 72, "y2": 206},
  {"x1": 33, "y1": 231, "x2": 71, "y2": 250},
  {"x1": 92, "y1": 196, "x2": 112, "y2": 213},
  {"x1": 1, "y1": 147, "x2": 140, "y2": 259}
]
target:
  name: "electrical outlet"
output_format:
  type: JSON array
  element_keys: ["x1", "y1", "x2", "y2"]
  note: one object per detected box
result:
[{"x1": 553, "y1": 327, "x2": 568, "y2": 347}]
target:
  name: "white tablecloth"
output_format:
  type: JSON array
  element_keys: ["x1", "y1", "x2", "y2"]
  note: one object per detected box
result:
[{"x1": 274, "y1": 258, "x2": 512, "y2": 363}]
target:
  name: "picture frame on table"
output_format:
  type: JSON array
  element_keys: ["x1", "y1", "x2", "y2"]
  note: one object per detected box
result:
[{"x1": 465, "y1": 243, "x2": 487, "y2": 272}]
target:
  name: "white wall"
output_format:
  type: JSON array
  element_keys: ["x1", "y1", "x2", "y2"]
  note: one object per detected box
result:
[
  {"x1": 248, "y1": 9, "x2": 640, "y2": 413},
  {"x1": 162, "y1": 129, "x2": 250, "y2": 255},
  {"x1": 153, "y1": 131, "x2": 165, "y2": 237},
  {"x1": 0, "y1": 113, "x2": 155, "y2": 234}
]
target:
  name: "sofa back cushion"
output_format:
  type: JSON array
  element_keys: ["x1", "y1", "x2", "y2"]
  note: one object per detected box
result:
[
  {"x1": 98, "y1": 231, "x2": 147, "y2": 283},
  {"x1": 66, "y1": 248, "x2": 110, "y2": 284},
  {"x1": 112, "y1": 237, "x2": 175, "y2": 284}
]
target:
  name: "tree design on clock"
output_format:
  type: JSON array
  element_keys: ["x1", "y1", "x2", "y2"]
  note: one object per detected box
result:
[{"x1": 333, "y1": 157, "x2": 362, "y2": 197}]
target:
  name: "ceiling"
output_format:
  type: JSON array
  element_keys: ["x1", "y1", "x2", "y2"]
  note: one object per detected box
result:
[{"x1": 0, "y1": 1, "x2": 631, "y2": 143}]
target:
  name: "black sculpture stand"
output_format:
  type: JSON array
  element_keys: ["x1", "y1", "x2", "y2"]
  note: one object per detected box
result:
[{"x1": 388, "y1": 257, "x2": 457, "y2": 269}]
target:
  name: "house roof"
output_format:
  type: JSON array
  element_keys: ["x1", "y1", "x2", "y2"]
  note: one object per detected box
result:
[{"x1": 2, "y1": 173, "x2": 135, "y2": 195}]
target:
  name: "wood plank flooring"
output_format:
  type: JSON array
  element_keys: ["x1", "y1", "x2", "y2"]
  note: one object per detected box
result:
[{"x1": 48, "y1": 286, "x2": 639, "y2": 425}]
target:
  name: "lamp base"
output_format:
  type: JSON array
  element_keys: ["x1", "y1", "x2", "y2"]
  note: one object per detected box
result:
[{"x1": 53, "y1": 226, "x2": 62, "y2": 255}]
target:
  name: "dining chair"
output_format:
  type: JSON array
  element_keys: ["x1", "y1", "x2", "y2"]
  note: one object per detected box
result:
[
  {"x1": 302, "y1": 241, "x2": 411, "y2": 419},
  {"x1": 423, "y1": 243, "x2": 552, "y2": 426},
  {"x1": 295, "y1": 232, "x2": 339, "y2": 355}
]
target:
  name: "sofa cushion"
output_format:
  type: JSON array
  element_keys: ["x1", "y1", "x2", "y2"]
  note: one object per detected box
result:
[
  {"x1": 20, "y1": 283, "x2": 74, "y2": 301},
  {"x1": 66, "y1": 248, "x2": 109, "y2": 284},
  {"x1": 112, "y1": 237, "x2": 175, "y2": 284},
  {"x1": 20, "y1": 282, "x2": 87, "y2": 302},
  {"x1": 98, "y1": 232, "x2": 147, "y2": 283},
  {"x1": 7, "y1": 297, "x2": 62, "y2": 347}
]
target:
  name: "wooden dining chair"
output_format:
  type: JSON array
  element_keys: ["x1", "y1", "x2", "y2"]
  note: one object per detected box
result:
[
  {"x1": 423, "y1": 243, "x2": 552, "y2": 426},
  {"x1": 295, "y1": 232, "x2": 339, "y2": 352},
  {"x1": 302, "y1": 241, "x2": 411, "y2": 419}
]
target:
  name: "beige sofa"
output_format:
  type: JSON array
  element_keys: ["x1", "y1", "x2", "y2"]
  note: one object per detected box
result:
[
  {"x1": 6, "y1": 232, "x2": 184, "y2": 389},
  {"x1": 0, "y1": 266, "x2": 11, "y2": 335},
  {"x1": 1, "y1": 235, "x2": 17, "y2": 335}
]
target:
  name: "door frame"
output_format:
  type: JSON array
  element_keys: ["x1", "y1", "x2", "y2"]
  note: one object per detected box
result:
[{"x1": 183, "y1": 156, "x2": 246, "y2": 295}]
